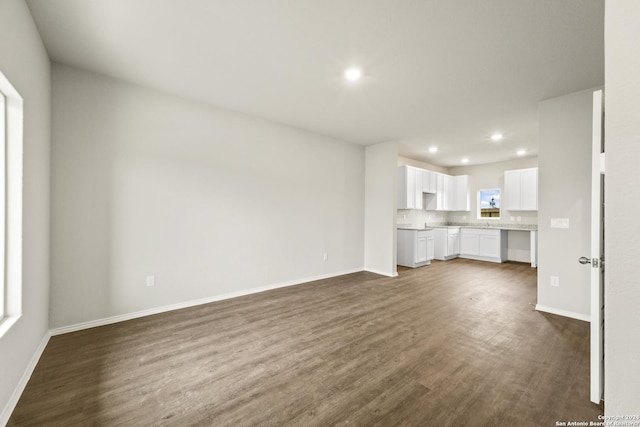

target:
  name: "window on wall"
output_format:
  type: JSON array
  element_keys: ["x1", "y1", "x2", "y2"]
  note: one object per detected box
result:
[
  {"x1": 478, "y1": 189, "x2": 501, "y2": 219},
  {"x1": 0, "y1": 70, "x2": 23, "y2": 337}
]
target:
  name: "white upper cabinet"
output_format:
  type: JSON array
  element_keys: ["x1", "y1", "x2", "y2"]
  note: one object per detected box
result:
[
  {"x1": 414, "y1": 168, "x2": 424, "y2": 210},
  {"x1": 398, "y1": 166, "x2": 470, "y2": 211},
  {"x1": 452, "y1": 175, "x2": 470, "y2": 211},
  {"x1": 398, "y1": 165, "x2": 423, "y2": 209},
  {"x1": 438, "y1": 173, "x2": 449, "y2": 211},
  {"x1": 443, "y1": 174, "x2": 470, "y2": 212},
  {"x1": 520, "y1": 168, "x2": 538, "y2": 210},
  {"x1": 422, "y1": 170, "x2": 437, "y2": 194},
  {"x1": 504, "y1": 167, "x2": 538, "y2": 211}
]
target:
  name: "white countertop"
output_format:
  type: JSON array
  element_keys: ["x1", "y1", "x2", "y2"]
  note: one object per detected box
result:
[
  {"x1": 397, "y1": 227, "x2": 434, "y2": 231},
  {"x1": 399, "y1": 225, "x2": 537, "y2": 232}
]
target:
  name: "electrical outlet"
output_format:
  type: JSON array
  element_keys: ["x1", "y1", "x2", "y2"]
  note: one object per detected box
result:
[
  {"x1": 516, "y1": 216, "x2": 522, "y2": 221},
  {"x1": 323, "y1": 253, "x2": 328, "y2": 261},
  {"x1": 511, "y1": 216, "x2": 515, "y2": 221},
  {"x1": 146, "y1": 275, "x2": 155, "y2": 287},
  {"x1": 550, "y1": 276, "x2": 559, "y2": 287}
]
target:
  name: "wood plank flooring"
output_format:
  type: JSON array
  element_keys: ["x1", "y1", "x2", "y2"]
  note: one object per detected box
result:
[{"x1": 9, "y1": 259, "x2": 603, "y2": 426}]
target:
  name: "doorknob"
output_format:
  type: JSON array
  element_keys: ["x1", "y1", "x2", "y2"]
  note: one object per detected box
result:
[{"x1": 579, "y1": 256, "x2": 600, "y2": 268}]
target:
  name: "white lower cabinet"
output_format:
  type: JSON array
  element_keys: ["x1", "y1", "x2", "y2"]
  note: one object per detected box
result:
[
  {"x1": 397, "y1": 229, "x2": 434, "y2": 268},
  {"x1": 460, "y1": 232, "x2": 480, "y2": 256},
  {"x1": 433, "y1": 227, "x2": 460, "y2": 261},
  {"x1": 459, "y1": 228, "x2": 507, "y2": 263}
]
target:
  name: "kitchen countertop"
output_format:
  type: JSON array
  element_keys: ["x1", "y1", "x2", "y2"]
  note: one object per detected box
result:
[
  {"x1": 399, "y1": 224, "x2": 537, "y2": 231},
  {"x1": 397, "y1": 227, "x2": 434, "y2": 231}
]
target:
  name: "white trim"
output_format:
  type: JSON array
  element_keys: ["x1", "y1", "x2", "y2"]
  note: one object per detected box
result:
[
  {"x1": 364, "y1": 268, "x2": 398, "y2": 277},
  {"x1": 0, "y1": 315, "x2": 19, "y2": 339},
  {"x1": 535, "y1": 304, "x2": 591, "y2": 322},
  {"x1": 458, "y1": 254, "x2": 503, "y2": 263},
  {"x1": 0, "y1": 331, "x2": 51, "y2": 426},
  {"x1": 0, "y1": 70, "x2": 23, "y2": 335},
  {"x1": 50, "y1": 268, "x2": 364, "y2": 336}
]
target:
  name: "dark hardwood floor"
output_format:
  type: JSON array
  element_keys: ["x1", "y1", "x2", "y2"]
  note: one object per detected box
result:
[{"x1": 9, "y1": 259, "x2": 603, "y2": 426}]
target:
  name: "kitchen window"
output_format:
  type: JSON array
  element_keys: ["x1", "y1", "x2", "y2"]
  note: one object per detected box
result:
[
  {"x1": 0, "y1": 70, "x2": 24, "y2": 337},
  {"x1": 478, "y1": 188, "x2": 501, "y2": 219}
]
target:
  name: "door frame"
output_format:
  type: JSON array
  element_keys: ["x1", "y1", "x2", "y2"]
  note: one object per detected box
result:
[{"x1": 590, "y1": 89, "x2": 605, "y2": 404}]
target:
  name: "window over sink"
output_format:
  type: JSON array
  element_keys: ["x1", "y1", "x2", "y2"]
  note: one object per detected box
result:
[{"x1": 478, "y1": 188, "x2": 501, "y2": 219}]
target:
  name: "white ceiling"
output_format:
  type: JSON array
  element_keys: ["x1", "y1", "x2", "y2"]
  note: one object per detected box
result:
[{"x1": 26, "y1": 0, "x2": 604, "y2": 167}]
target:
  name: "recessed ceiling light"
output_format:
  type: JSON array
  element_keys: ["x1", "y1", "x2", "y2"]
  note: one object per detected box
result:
[
  {"x1": 344, "y1": 67, "x2": 362, "y2": 82},
  {"x1": 428, "y1": 147, "x2": 438, "y2": 153},
  {"x1": 517, "y1": 149, "x2": 527, "y2": 156},
  {"x1": 491, "y1": 133, "x2": 503, "y2": 141},
  {"x1": 461, "y1": 158, "x2": 469, "y2": 164}
]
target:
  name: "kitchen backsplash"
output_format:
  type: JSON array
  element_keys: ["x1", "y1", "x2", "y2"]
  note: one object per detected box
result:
[
  {"x1": 397, "y1": 209, "x2": 448, "y2": 228},
  {"x1": 398, "y1": 209, "x2": 537, "y2": 228}
]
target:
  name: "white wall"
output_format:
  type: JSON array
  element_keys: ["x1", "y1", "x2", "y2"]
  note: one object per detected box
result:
[
  {"x1": 50, "y1": 64, "x2": 365, "y2": 329},
  {"x1": 364, "y1": 142, "x2": 398, "y2": 277},
  {"x1": 604, "y1": 0, "x2": 640, "y2": 415},
  {"x1": 0, "y1": 0, "x2": 51, "y2": 422},
  {"x1": 537, "y1": 88, "x2": 596, "y2": 320}
]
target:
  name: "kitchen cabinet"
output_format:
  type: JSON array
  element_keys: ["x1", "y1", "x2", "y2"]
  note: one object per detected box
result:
[
  {"x1": 438, "y1": 173, "x2": 449, "y2": 211},
  {"x1": 397, "y1": 229, "x2": 434, "y2": 268},
  {"x1": 422, "y1": 169, "x2": 437, "y2": 194},
  {"x1": 426, "y1": 231, "x2": 435, "y2": 261},
  {"x1": 397, "y1": 165, "x2": 423, "y2": 209},
  {"x1": 460, "y1": 232, "x2": 480, "y2": 255},
  {"x1": 451, "y1": 175, "x2": 470, "y2": 211},
  {"x1": 425, "y1": 173, "x2": 446, "y2": 211},
  {"x1": 398, "y1": 166, "x2": 469, "y2": 212},
  {"x1": 459, "y1": 228, "x2": 507, "y2": 263},
  {"x1": 505, "y1": 168, "x2": 538, "y2": 211},
  {"x1": 429, "y1": 173, "x2": 456, "y2": 211},
  {"x1": 429, "y1": 173, "x2": 470, "y2": 212},
  {"x1": 433, "y1": 227, "x2": 460, "y2": 261},
  {"x1": 447, "y1": 230, "x2": 460, "y2": 256}
]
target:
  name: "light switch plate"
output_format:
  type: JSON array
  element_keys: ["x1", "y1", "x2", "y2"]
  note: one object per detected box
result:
[
  {"x1": 550, "y1": 276, "x2": 560, "y2": 287},
  {"x1": 550, "y1": 218, "x2": 570, "y2": 229}
]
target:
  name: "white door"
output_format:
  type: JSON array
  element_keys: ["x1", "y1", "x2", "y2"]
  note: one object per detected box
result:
[{"x1": 584, "y1": 89, "x2": 605, "y2": 404}]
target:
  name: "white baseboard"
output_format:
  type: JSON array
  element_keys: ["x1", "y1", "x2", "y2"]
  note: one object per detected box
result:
[
  {"x1": 458, "y1": 254, "x2": 504, "y2": 263},
  {"x1": 535, "y1": 304, "x2": 590, "y2": 322},
  {"x1": 50, "y1": 268, "x2": 365, "y2": 336},
  {"x1": 0, "y1": 331, "x2": 51, "y2": 427},
  {"x1": 364, "y1": 268, "x2": 398, "y2": 277}
]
